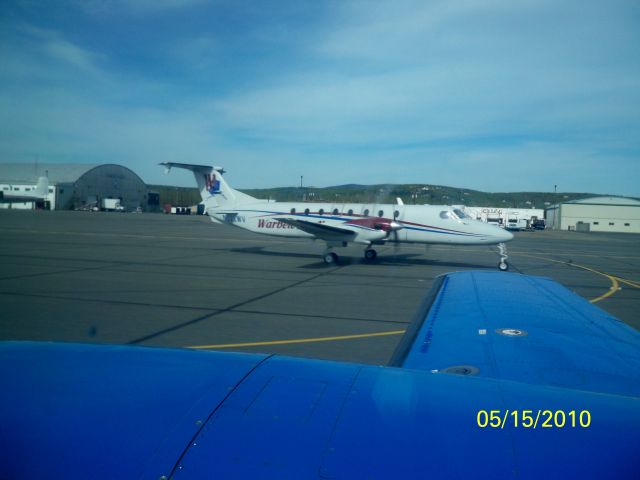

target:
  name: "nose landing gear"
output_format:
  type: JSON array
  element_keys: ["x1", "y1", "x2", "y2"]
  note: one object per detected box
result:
[
  {"x1": 498, "y1": 243, "x2": 509, "y2": 271},
  {"x1": 364, "y1": 248, "x2": 377, "y2": 261}
]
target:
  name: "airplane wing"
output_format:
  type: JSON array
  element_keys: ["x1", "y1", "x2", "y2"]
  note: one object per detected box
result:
[
  {"x1": 1, "y1": 272, "x2": 639, "y2": 479},
  {"x1": 274, "y1": 217, "x2": 357, "y2": 240},
  {"x1": 390, "y1": 271, "x2": 640, "y2": 397}
]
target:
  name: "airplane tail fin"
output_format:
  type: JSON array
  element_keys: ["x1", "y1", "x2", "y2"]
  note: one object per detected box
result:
[
  {"x1": 159, "y1": 163, "x2": 259, "y2": 207},
  {"x1": 34, "y1": 177, "x2": 49, "y2": 197}
]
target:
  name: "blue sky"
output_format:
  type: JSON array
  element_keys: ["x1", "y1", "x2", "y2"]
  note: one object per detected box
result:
[{"x1": 1, "y1": 0, "x2": 639, "y2": 195}]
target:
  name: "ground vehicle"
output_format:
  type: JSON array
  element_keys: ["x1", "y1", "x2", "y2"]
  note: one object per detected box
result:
[
  {"x1": 101, "y1": 198, "x2": 125, "y2": 212},
  {"x1": 531, "y1": 218, "x2": 546, "y2": 230},
  {"x1": 505, "y1": 218, "x2": 528, "y2": 231}
]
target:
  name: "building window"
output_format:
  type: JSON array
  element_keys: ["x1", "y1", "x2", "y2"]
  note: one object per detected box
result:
[
  {"x1": 625, "y1": 223, "x2": 630, "y2": 226},
  {"x1": 14, "y1": 187, "x2": 20, "y2": 191},
  {"x1": 60, "y1": 189, "x2": 64, "y2": 194},
  {"x1": 25, "y1": 187, "x2": 31, "y2": 191},
  {"x1": 593, "y1": 222, "x2": 599, "y2": 225},
  {"x1": 609, "y1": 222, "x2": 614, "y2": 226}
]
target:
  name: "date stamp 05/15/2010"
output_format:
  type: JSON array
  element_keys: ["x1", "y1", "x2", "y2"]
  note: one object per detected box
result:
[{"x1": 477, "y1": 410, "x2": 591, "y2": 429}]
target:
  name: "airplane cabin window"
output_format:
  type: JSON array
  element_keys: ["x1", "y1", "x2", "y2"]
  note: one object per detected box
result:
[
  {"x1": 363, "y1": 209, "x2": 370, "y2": 216},
  {"x1": 304, "y1": 208, "x2": 310, "y2": 215},
  {"x1": 378, "y1": 210, "x2": 384, "y2": 217},
  {"x1": 348, "y1": 209, "x2": 354, "y2": 216},
  {"x1": 332, "y1": 208, "x2": 339, "y2": 215},
  {"x1": 394, "y1": 210, "x2": 399, "y2": 218},
  {"x1": 290, "y1": 208, "x2": 296, "y2": 214},
  {"x1": 319, "y1": 209, "x2": 324, "y2": 215}
]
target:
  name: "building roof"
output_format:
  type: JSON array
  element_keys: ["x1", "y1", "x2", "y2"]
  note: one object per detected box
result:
[
  {"x1": 567, "y1": 196, "x2": 640, "y2": 206},
  {"x1": 0, "y1": 163, "x2": 99, "y2": 184}
]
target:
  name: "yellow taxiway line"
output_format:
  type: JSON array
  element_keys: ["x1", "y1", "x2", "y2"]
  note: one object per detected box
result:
[
  {"x1": 190, "y1": 255, "x2": 638, "y2": 350},
  {"x1": 510, "y1": 253, "x2": 639, "y2": 303},
  {"x1": 189, "y1": 329, "x2": 407, "y2": 350}
]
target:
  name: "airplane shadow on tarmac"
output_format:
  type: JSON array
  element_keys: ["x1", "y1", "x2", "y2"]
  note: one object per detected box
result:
[{"x1": 230, "y1": 246, "x2": 492, "y2": 270}]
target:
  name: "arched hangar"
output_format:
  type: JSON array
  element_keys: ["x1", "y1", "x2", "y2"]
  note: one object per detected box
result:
[{"x1": 0, "y1": 163, "x2": 157, "y2": 211}]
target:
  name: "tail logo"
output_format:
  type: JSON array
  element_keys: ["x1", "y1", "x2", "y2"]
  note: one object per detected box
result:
[{"x1": 204, "y1": 173, "x2": 221, "y2": 194}]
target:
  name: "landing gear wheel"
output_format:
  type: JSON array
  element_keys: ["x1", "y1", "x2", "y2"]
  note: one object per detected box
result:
[
  {"x1": 364, "y1": 249, "x2": 377, "y2": 260},
  {"x1": 497, "y1": 242, "x2": 509, "y2": 271},
  {"x1": 323, "y1": 252, "x2": 338, "y2": 265}
]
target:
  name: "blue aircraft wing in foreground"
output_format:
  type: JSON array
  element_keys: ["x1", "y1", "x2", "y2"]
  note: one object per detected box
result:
[{"x1": 1, "y1": 271, "x2": 639, "y2": 479}]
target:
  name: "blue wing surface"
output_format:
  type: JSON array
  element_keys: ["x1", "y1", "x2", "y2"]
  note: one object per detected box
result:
[
  {"x1": 0, "y1": 342, "x2": 266, "y2": 479},
  {"x1": 391, "y1": 271, "x2": 640, "y2": 397}
]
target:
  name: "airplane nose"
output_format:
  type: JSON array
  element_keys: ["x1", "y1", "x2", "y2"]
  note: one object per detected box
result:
[{"x1": 500, "y1": 229, "x2": 514, "y2": 242}]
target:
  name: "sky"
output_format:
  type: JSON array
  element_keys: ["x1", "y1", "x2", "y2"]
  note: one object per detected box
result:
[{"x1": 0, "y1": 0, "x2": 639, "y2": 195}]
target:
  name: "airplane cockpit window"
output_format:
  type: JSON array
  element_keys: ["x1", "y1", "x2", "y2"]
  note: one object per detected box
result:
[
  {"x1": 440, "y1": 211, "x2": 453, "y2": 219},
  {"x1": 453, "y1": 209, "x2": 469, "y2": 219}
]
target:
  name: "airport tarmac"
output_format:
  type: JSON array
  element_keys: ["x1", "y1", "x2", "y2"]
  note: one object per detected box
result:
[{"x1": 1, "y1": 210, "x2": 638, "y2": 365}]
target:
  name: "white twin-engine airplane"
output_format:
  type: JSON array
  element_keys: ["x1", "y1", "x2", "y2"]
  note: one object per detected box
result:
[{"x1": 161, "y1": 163, "x2": 514, "y2": 270}]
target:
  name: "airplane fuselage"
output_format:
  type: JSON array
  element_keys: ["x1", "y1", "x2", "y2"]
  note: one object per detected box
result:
[{"x1": 208, "y1": 201, "x2": 513, "y2": 246}]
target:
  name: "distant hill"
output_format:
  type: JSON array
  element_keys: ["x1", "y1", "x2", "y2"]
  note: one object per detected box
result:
[
  {"x1": 150, "y1": 182, "x2": 614, "y2": 209},
  {"x1": 240, "y1": 184, "x2": 603, "y2": 209}
]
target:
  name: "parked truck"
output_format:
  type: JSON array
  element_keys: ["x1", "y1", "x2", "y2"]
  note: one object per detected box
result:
[{"x1": 101, "y1": 198, "x2": 125, "y2": 212}]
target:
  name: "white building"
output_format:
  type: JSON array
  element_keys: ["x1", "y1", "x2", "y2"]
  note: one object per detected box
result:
[
  {"x1": 460, "y1": 206, "x2": 545, "y2": 226},
  {"x1": 545, "y1": 196, "x2": 640, "y2": 233},
  {"x1": 0, "y1": 163, "x2": 155, "y2": 211}
]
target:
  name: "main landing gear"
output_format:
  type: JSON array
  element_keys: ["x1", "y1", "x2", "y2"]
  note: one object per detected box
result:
[
  {"x1": 321, "y1": 245, "x2": 379, "y2": 264},
  {"x1": 323, "y1": 251, "x2": 338, "y2": 264},
  {"x1": 498, "y1": 242, "x2": 509, "y2": 271},
  {"x1": 322, "y1": 242, "x2": 344, "y2": 265},
  {"x1": 364, "y1": 248, "x2": 377, "y2": 261}
]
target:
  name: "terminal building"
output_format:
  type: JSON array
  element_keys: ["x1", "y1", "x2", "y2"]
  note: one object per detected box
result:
[
  {"x1": 0, "y1": 163, "x2": 158, "y2": 211},
  {"x1": 545, "y1": 196, "x2": 640, "y2": 233}
]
